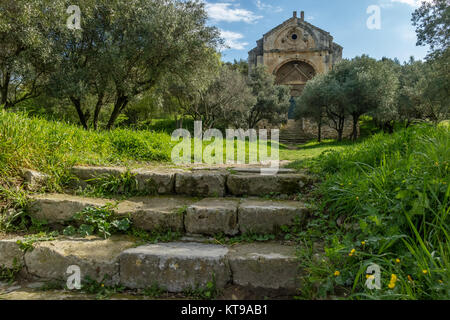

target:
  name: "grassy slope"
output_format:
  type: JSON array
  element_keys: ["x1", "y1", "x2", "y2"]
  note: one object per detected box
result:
[
  {"x1": 0, "y1": 111, "x2": 174, "y2": 187},
  {"x1": 1, "y1": 111, "x2": 449, "y2": 300},
  {"x1": 296, "y1": 124, "x2": 449, "y2": 300}
]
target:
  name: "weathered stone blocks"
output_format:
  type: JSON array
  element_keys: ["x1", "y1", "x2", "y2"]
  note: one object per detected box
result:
[
  {"x1": 0, "y1": 239, "x2": 24, "y2": 269},
  {"x1": 175, "y1": 171, "x2": 227, "y2": 197},
  {"x1": 28, "y1": 194, "x2": 108, "y2": 223},
  {"x1": 227, "y1": 243, "x2": 299, "y2": 292},
  {"x1": 119, "y1": 242, "x2": 230, "y2": 292},
  {"x1": 227, "y1": 173, "x2": 311, "y2": 196},
  {"x1": 238, "y1": 199, "x2": 308, "y2": 233},
  {"x1": 24, "y1": 237, "x2": 134, "y2": 285},
  {"x1": 185, "y1": 198, "x2": 239, "y2": 236}
]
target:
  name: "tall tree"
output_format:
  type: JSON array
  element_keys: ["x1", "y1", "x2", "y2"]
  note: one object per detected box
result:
[
  {"x1": 412, "y1": 0, "x2": 449, "y2": 57},
  {"x1": 294, "y1": 74, "x2": 330, "y2": 142},
  {"x1": 103, "y1": 0, "x2": 222, "y2": 130},
  {"x1": 45, "y1": 0, "x2": 222, "y2": 130},
  {"x1": 332, "y1": 56, "x2": 398, "y2": 140},
  {"x1": 0, "y1": 0, "x2": 60, "y2": 109},
  {"x1": 246, "y1": 66, "x2": 291, "y2": 129},
  {"x1": 182, "y1": 65, "x2": 256, "y2": 130}
]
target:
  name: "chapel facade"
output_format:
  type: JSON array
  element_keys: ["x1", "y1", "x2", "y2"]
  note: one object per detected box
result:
[{"x1": 248, "y1": 11, "x2": 354, "y2": 143}]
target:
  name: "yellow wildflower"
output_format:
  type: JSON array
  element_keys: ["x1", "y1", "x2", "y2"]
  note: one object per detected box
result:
[
  {"x1": 349, "y1": 249, "x2": 356, "y2": 256},
  {"x1": 422, "y1": 269, "x2": 428, "y2": 275},
  {"x1": 395, "y1": 258, "x2": 401, "y2": 264},
  {"x1": 366, "y1": 274, "x2": 374, "y2": 279},
  {"x1": 388, "y1": 274, "x2": 397, "y2": 289},
  {"x1": 334, "y1": 271, "x2": 340, "y2": 277},
  {"x1": 101, "y1": 284, "x2": 105, "y2": 287},
  {"x1": 407, "y1": 275, "x2": 413, "y2": 282},
  {"x1": 361, "y1": 241, "x2": 366, "y2": 246}
]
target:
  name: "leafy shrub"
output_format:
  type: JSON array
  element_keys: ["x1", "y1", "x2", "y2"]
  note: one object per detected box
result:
[{"x1": 64, "y1": 204, "x2": 131, "y2": 239}]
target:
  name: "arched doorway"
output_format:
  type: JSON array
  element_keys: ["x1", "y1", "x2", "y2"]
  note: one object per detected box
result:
[{"x1": 274, "y1": 60, "x2": 316, "y2": 119}]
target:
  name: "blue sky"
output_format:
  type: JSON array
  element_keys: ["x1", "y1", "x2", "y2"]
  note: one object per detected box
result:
[{"x1": 205, "y1": 0, "x2": 431, "y2": 63}]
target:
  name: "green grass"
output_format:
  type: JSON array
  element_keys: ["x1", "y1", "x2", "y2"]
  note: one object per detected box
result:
[
  {"x1": 294, "y1": 124, "x2": 449, "y2": 300},
  {"x1": 0, "y1": 110, "x2": 174, "y2": 189},
  {"x1": 281, "y1": 139, "x2": 355, "y2": 164}
]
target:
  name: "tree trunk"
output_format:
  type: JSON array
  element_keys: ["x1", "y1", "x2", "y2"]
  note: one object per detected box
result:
[
  {"x1": 106, "y1": 95, "x2": 128, "y2": 130},
  {"x1": 317, "y1": 122, "x2": 322, "y2": 143},
  {"x1": 0, "y1": 72, "x2": 10, "y2": 108},
  {"x1": 352, "y1": 114, "x2": 359, "y2": 141},
  {"x1": 93, "y1": 93, "x2": 104, "y2": 131},
  {"x1": 70, "y1": 97, "x2": 88, "y2": 130}
]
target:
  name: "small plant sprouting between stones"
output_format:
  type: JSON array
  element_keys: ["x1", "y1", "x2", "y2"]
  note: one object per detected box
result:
[
  {"x1": 84, "y1": 171, "x2": 139, "y2": 197},
  {"x1": 0, "y1": 258, "x2": 22, "y2": 284},
  {"x1": 183, "y1": 276, "x2": 219, "y2": 300},
  {"x1": 80, "y1": 275, "x2": 125, "y2": 300},
  {"x1": 16, "y1": 231, "x2": 59, "y2": 252},
  {"x1": 63, "y1": 204, "x2": 131, "y2": 239},
  {"x1": 142, "y1": 283, "x2": 168, "y2": 298}
]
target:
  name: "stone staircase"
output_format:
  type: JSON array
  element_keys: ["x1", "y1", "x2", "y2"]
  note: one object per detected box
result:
[
  {"x1": 280, "y1": 120, "x2": 313, "y2": 145},
  {"x1": 0, "y1": 166, "x2": 317, "y2": 299}
]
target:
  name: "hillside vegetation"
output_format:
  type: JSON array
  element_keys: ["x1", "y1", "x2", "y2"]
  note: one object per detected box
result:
[{"x1": 295, "y1": 124, "x2": 449, "y2": 299}]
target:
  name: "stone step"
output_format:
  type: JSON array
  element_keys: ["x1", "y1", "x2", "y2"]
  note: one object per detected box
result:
[
  {"x1": 28, "y1": 194, "x2": 310, "y2": 236},
  {"x1": 69, "y1": 166, "x2": 313, "y2": 197},
  {"x1": 0, "y1": 237, "x2": 301, "y2": 294}
]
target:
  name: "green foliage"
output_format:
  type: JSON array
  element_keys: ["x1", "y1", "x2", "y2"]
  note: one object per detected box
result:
[
  {"x1": 0, "y1": 0, "x2": 62, "y2": 108},
  {"x1": 183, "y1": 276, "x2": 219, "y2": 300},
  {"x1": 81, "y1": 275, "x2": 125, "y2": 300},
  {"x1": 181, "y1": 65, "x2": 256, "y2": 130},
  {"x1": 412, "y1": 0, "x2": 449, "y2": 55},
  {"x1": 0, "y1": 258, "x2": 22, "y2": 284},
  {"x1": 0, "y1": 111, "x2": 173, "y2": 188},
  {"x1": 296, "y1": 125, "x2": 450, "y2": 300},
  {"x1": 129, "y1": 228, "x2": 183, "y2": 245},
  {"x1": 295, "y1": 56, "x2": 399, "y2": 141},
  {"x1": 64, "y1": 204, "x2": 131, "y2": 239},
  {"x1": 83, "y1": 171, "x2": 139, "y2": 198},
  {"x1": 246, "y1": 66, "x2": 291, "y2": 129},
  {"x1": 16, "y1": 231, "x2": 59, "y2": 253},
  {"x1": 142, "y1": 283, "x2": 168, "y2": 298}
]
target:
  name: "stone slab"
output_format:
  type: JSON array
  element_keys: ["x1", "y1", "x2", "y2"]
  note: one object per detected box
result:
[
  {"x1": 238, "y1": 199, "x2": 308, "y2": 233},
  {"x1": 28, "y1": 194, "x2": 109, "y2": 223},
  {"x1": 227, "y1": 243, "x2": 299, "y2": 292},
  {"x1": 227, "y1": 174, "x2": 311, "y2": 196},
  {"x1": 185, "y1": 199, "x2": 239, "y2": 236},
  {"x1": 119, "y1": 242, "x2": 230, "y2": 292},
  {"x1": 0, "y1": 239, "x2": 24, "y2": 269},
  {"x1": 175, "y1": 171, "x2": 227, "y2": 197},
  {"x1": 24, "y1": 237, "x2": 135, "y2": 285},
  {"x1": 121, "y1": 196, "x2": 196, "y2": 232}
]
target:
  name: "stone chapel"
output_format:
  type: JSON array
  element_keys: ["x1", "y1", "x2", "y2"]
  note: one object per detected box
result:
[{"x1": 248, "y1": 11, "x2": 354, "y2": 143}]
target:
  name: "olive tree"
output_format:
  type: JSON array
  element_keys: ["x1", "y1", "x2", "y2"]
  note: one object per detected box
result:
[
  {"x1": 0, "y1": 0, "x2": 64, "y2": 108},
  {"x1": 246, "y1": 67, "x2": 291, "y2": 129}
]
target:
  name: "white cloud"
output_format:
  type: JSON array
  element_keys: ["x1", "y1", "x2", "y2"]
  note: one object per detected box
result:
[
  {"x1": 205, "y1": 2, "x2": 262, "y2": 23},
  {"x1": 391, "y1": 0, "x2": 433, "y2": 7},
  {"x1": 255, "y1": 0, "x2": 283, "y2": 13},
  {"x1": 220, "y1": 30, "x2": 249, "y2": 50}
]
